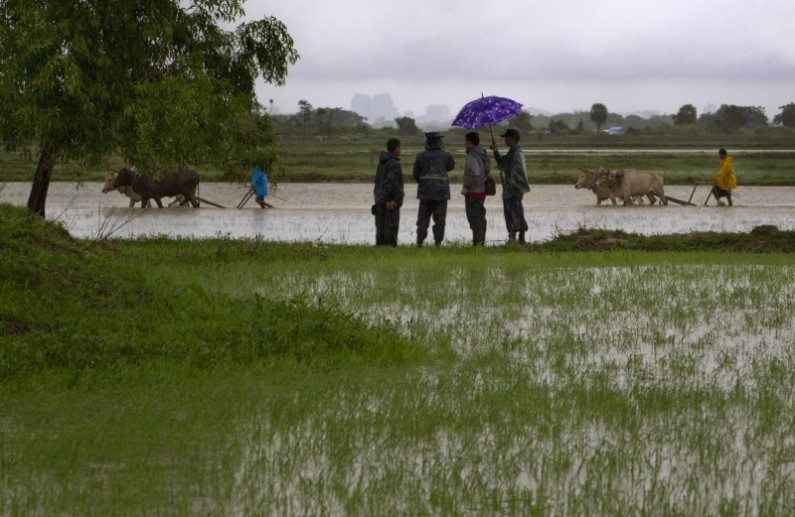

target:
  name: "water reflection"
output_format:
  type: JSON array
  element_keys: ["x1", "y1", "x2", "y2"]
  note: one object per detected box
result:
[{"x1": 2, "y1": 182, "x2": 795, "y2": 243}]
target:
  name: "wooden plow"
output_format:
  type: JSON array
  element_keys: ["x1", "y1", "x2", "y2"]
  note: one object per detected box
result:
[
  {"x1": 236, "y1": 188, "x2": 275, "y2": 209},
  {"x1": 197, "y1": 196, "x2": 225, "y2": 209},
  {"x1": 663, "y1": 181, "x2": 715, "y2": 206}
]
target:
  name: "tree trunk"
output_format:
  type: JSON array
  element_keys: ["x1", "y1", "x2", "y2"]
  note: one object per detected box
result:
[{"x1": 26, "y1": 143, "x2": 56, "y2": 217}]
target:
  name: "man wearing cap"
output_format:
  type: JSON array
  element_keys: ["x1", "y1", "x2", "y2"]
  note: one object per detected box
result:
[
  {"x1": 413, "y1": 131, "x2": 455, "y2": 247},
  {"x1": 490, "y1": 128, "x2": 530, "y2": 243}
]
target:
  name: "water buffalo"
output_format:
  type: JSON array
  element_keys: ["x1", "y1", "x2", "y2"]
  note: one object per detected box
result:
[
  {"x1": 102, "y1": 171, "x2": 149, "y2": 207},
  {"x1": 103, "y1": 170, "x2": 186, "y2": 207},
  {"x1": 596, "y1": 169, "x2": 667, "y2": 206},
  {"x1": 112, "y1": 167, "x2": 200, "y2": 208}
]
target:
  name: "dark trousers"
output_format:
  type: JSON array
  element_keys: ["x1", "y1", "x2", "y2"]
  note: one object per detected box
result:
[
  {"x1": 503, "y1": 194, "x2": 528, "y2": 235},
  {"x1": 375, "y1": 204, "x2": 400, "y2": 246},
  {"x1": 416, "y1": 199, "x2": 447, "y2": 245},
  {"x1": 465, "y1": 196, "x2": 487, "y2": 245},
  {"x1": 711, "y1": 185, "x2": 733, "y2": 206}
]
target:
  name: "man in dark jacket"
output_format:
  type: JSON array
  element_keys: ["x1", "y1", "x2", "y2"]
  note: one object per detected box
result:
[
  {"x1": 490, "y1": 128, "x2": 530, "y2": 243},
  {"x1": 373, "y1": 138, "x2": 404, "y2": 246},
  {"x1": 413, "y1": 131, "x2": 455, "y2": 247}
]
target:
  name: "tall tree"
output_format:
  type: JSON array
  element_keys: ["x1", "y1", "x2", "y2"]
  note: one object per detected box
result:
[
  {"x1": 0, "y1": 0, "x2": 299, "y2": 216},
  {"x1": 740, "y1": 106, "x2": 768, "y2": 128},
  {"x1": 298, "y1": 100, "x2": 314, "y2": 138},
  {"x1": 712, "y1": 104, "x2": 767, "y2": 133},
  {"x1": 395, "y1": 117, "x2": 420, "y2": 136},
  {"x1": 773, "y1": 103, "x2": 795, "y2": 128},
  {"x1": 548, "y1": 119, "x2": 570, "y2": 135},
  {"x1": 590, "y1": 103, "x2": 608, "y2": 131},
  {"x1": 511, "y1": 111, "x2": 534, "y2": 132},
  {"x1": 673, "y1": 104, "x2": 698, "y2": 125}
]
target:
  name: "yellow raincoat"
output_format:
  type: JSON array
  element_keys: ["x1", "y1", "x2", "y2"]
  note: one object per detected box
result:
[{"x1": 713, "y1": 155, "x2": 737, "y2": 190}]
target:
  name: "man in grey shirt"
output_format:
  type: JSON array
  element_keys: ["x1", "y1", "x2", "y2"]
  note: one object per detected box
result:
[{"x1": 461, "y1": 131, "x2": 489, "y2": 245}]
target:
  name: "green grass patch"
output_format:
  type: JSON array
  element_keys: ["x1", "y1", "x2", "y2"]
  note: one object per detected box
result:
[
  {"x1": 3, "y1": 203, "x2": 795, "y2": 514},
  {"x1": 4, "y1": 136, "x2": 795, "y2": 185}
]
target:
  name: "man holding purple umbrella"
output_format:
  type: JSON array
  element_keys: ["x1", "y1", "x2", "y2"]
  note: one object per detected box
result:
[
  {"x1": 461, "y1": 131, "x2": 489, "y2": 245},
  {"x1": 490, "y1": 128, "x2": 530, "y2": 244}
]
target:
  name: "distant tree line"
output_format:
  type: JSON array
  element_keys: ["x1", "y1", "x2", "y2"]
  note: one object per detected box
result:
[
  {"x1": 272, "y1": 100, "x2": 795, "y2": 139},
  {"x1": 272, "y1": 99, "x2": 370, "y2": 138}
]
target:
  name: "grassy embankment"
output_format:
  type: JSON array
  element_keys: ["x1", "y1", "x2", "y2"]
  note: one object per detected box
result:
[
  {"x1": 3, "y1": 202, "x2": 795, "y2": 513},
  {"x1": 3, "y1": 130, "x2": 795, "y2": 184}
]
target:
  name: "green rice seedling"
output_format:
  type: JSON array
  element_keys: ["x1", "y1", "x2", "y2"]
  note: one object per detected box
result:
[{"x1": 5, "y1": 206, "x2": 795, "y2": 514}]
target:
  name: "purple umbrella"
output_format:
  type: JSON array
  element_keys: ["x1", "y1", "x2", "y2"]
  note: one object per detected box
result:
[{"x1": 452, "y1": 94, "x2": 523, "y2": 141}]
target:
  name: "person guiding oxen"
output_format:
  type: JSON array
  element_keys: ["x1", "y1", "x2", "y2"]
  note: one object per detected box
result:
[
  {"x1": 490, "y1": 128, "x2": 530, "y2": 243},
  {"x1": 413, "y1": 131, "x2": 455, "y2": 247},
  {"x1": 251, "y1": 163, "x2": 273, "y2": 209},
  {"x1": 711, "y1": 148, "x2": 737, "y2": 206},
  {"x1": 373, "y1": 138, "x2": 404, "y2": 246},
  {"x1": 461, "y1": 131, "x2": 489, "y2": 245}
]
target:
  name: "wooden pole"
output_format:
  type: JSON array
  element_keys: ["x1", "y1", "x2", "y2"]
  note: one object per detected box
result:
[
  {"x1": 664, "y1": 195, "x2": 695, "y2": 206},
  {"x1": 703, "y1": 187, "x2": 714, "y2": 206},
  {"x1": 236, "y1": 189, "x2": 254, "y2": 209},
  {"x1": 687, "y1": 184, "x2": 698, "y2": 204},
  {"x1": 196, "y1": 196, "x2": 225, "y2": 209}
]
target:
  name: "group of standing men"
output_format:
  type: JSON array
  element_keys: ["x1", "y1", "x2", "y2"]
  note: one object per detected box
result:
[{"x1": 373, "y1": 128, "x2": 531, "y2": 247}]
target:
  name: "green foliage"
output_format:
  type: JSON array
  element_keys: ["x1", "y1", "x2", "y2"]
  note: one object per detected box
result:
[
  {"x1": 548, "y1": 118, "x2": 571, "y2": 135},
  {"x1": 272, "y1": 106, "x2": 367, "y2": 137},
  {"x1": 709, "y1": 104, "x2": 769, "y2": 133},
  {"x1": 590, "y1": 103, "x2": 609, "y2": 130},
  {"x1": 773, "y1": 103, "x2": 795, "y2": 128},
  {"x1": 528, "y1": 226, "x2": 795, "y2": 253},
  {"x1": 509, "y1": 110, "x2": 534, "y2": 131},
  {"x1": 5, "y1": 204, "x2": 795, "y2": 513},
  {"x1": 0, "y1": 0, "x2": 299, "y2": 212},
  {"x1": 673, "y1": 104, "x2": 698, "y2": 125},
  {"x1": 395, "y1": 116, "x2": 421, "y2": 136},
  {"x1": 0, "y1": 204, "x2": 425, "y2": 378}
]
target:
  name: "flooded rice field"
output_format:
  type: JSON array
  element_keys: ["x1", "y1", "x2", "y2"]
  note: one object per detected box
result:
[{"x1": 3, "y1": 182, "x2": 795, "y2": 243}]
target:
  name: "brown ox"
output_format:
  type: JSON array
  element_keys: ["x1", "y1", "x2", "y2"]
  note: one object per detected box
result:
[
  {"x1": 112, "y1": 167, "x2": 199, "y2": 208},
  {"x1": 103, "y1": 170, "x2": 187, "y2": 207}
]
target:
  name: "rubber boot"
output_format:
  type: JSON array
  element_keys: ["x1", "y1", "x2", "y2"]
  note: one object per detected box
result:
[
  {"x1": 518, "y1": 231, "x2": 526, "y2": 244},
  {"x1": 508, "y1": 232, "x2": 516, "y2": 243}
]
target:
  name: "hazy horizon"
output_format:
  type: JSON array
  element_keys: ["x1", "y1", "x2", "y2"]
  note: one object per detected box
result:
[{"x1": 244, "y1": 0, "x2": 795, "y2": 120}]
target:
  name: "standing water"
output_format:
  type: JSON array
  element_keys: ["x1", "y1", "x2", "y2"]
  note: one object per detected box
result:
[{"x1": 3, "y1": 182, "x2": 795, "y2": 244}]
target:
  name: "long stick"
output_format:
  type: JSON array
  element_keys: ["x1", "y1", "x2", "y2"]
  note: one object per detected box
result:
[
  {"x1": 237, "y1": 189, "x2": 254, "y2": 209},
  {"x1": 687, "y1": 184, "x2": 699, "y2": 204},
  {"x1": 664, "y1": 195, "x2": 695, "y2": 206},
  {"x1": 703, "y1": 187, "x2": 714, "y2": 206},
  {"x1": 196, "y1": 196, "x2": 225, "y2": 209}
]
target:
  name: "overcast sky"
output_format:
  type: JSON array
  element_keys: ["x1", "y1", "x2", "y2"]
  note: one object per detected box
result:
[{"x1": 245, "y1": 0, "x2": 795, "y2": 119}]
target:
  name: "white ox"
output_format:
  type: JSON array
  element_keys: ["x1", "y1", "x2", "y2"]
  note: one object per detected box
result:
[
  {"x1": 597, "y1": 169, "x2": 667, "y2": 206},
  {"x1": 575, "y1": 170, "x2": 618, "y2": 205}
]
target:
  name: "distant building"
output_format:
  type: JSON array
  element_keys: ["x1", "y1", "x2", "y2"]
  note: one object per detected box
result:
[
  {"x1": 351, "y1": 93, "x2": 400, "y2": 126},
  {"x1": 416, "y1": 104, "x2": 452, "y2": 130}
]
